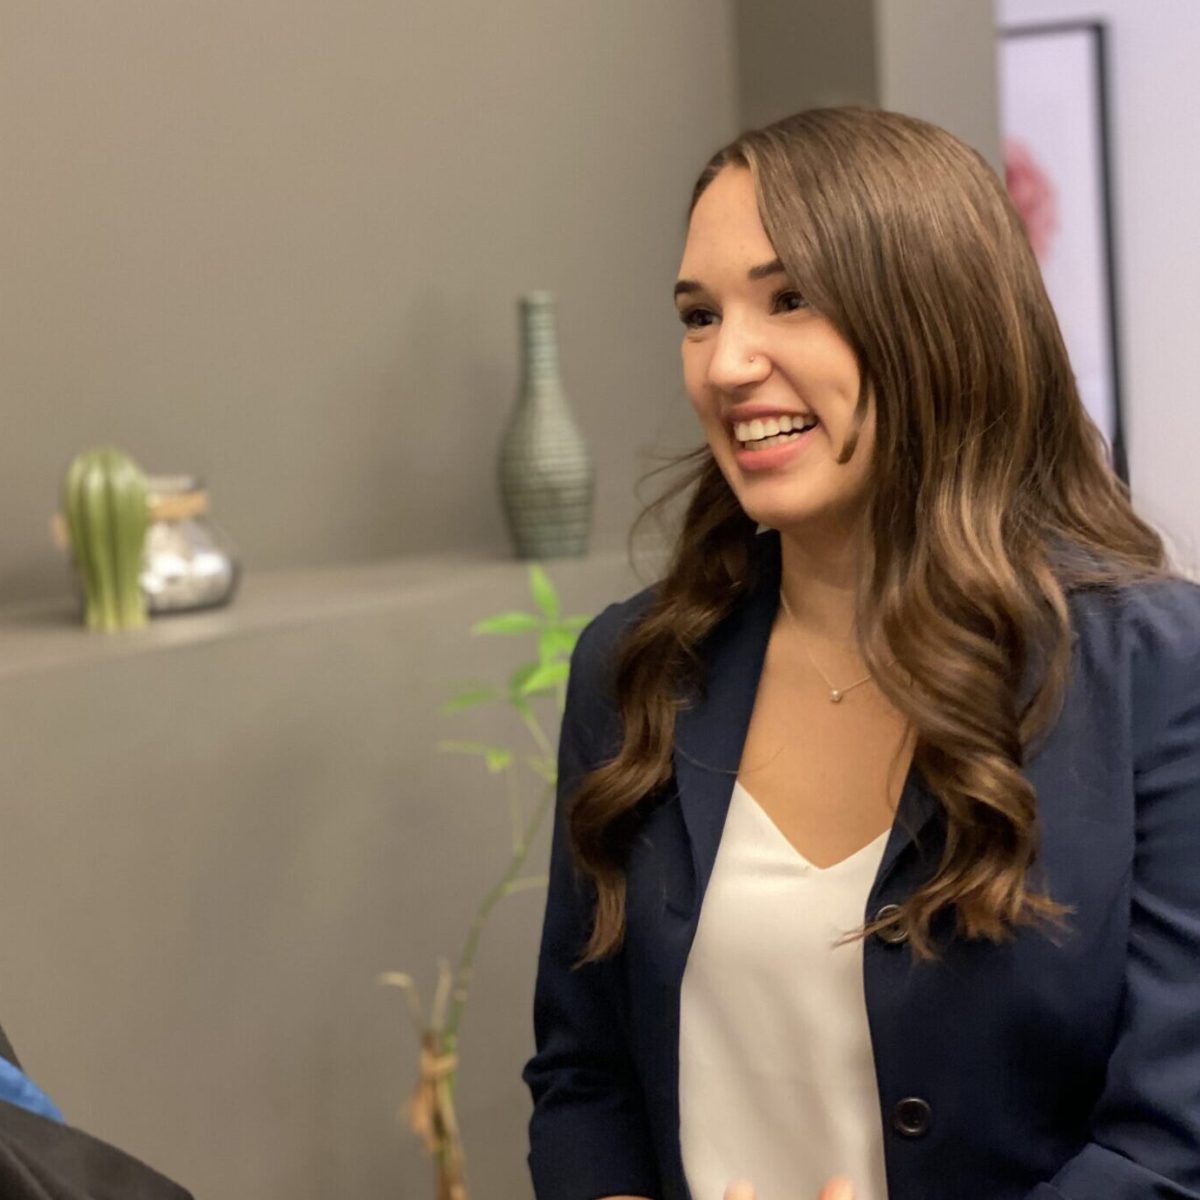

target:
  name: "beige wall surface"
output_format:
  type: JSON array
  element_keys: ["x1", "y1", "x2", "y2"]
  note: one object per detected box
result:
[{"x1": 1, "y1": 0, "x2": 738, "y2": 605}]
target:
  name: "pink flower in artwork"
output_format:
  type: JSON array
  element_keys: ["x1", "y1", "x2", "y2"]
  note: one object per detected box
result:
[{"x1": 1004, "y1": 136, "x2": 1058, "y2": 263}]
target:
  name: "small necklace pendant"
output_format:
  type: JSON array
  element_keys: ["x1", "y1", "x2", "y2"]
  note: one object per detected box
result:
[{"x1": 830, "y1": 689, "x2": 843, "y2": 703}]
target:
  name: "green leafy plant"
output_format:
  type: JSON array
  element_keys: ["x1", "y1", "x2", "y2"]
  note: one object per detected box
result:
[{"x1": 379, "y1": 563, "x2": 593, "y2": 1200}]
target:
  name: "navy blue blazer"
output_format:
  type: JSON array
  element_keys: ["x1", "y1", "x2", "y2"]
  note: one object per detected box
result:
[{"x1": 523, "y1": 528, "x2": 1200, "y2": 1200}]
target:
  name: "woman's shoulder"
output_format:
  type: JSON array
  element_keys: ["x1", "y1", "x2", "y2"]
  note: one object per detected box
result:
[
  {"x1": 570, "y1": 585, "x2": 656, "y2": 685},
  {"x1": 1049, "y1": 529, "x2": 1200, "y2": 649},
  {"x1": 575, "y1": 580, "x2": 661, "y2": 656},
  {"x1": 1115, "y1": 571, "x2": 1200, "y2": 698},
  {"x1": 560, "y1": 584, "x2": 663, "y2": 765},
  {"x1": 1065, "y1": 567, "x2": 1200, "y2": 760},
  {"x1": 1087, "y1": 571, "x2": 1200, "y2": 809},
  {"x1": 1067, "y1": 565, "x2": 1200, "y2": 652}
]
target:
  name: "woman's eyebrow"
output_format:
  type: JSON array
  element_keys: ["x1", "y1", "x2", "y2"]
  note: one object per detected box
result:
[{"x1": 673, "y1": 257, "x2": 786, "y2": 300}]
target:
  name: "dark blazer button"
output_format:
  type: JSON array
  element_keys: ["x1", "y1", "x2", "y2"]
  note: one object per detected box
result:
[
  {"x1": 873, "y1": 903, "x2": 909, "y2": 944},
  {"x1": 892, "y1": 1096, "x2": 931, "y2": 1138}
]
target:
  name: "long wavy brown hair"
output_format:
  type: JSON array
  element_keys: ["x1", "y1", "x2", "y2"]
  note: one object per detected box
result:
[{"x1": 569, "y1": 106, "x2": 1176, "y2": 963}]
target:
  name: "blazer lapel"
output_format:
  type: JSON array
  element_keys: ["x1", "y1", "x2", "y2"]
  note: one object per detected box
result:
[
  {"x1": 671, "y1": 529, "x2": 781, "y2": 911},
  {"x1": 669, "y1": 527, "x2": 943, "y2": 917}
]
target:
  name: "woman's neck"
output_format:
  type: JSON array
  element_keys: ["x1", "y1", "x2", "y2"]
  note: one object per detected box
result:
[{"x1": 776, "y1": 524, "x2": 864, "y2": 648}]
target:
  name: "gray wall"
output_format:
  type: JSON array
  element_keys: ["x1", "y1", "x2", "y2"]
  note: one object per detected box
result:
[
  {"x1": 736, "y1": 0, "x2": 879, "y2": 124},
  {"x1": 1, "y1": 0, "x2": 738, "y2": 605},
  {"x1": 0, "y1": 2, "x2": 739, "y2": 1196},
  {"x1": 877, "y1": 0, "x2": 1002, "y2": 170},
  {"x1": 0, "y1": 551, "x2": 653, "y2": 1200},
  {"x1": 736, "y1": 0, "x2": 1001, "y2": 170}
]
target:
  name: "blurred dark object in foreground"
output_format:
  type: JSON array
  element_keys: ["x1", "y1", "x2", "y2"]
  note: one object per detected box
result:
[{"x1": 0, "y1": 1023, "x2": 193, "y2": 1200}]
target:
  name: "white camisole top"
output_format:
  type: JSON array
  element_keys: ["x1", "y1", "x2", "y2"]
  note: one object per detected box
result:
[{"x1": 678, "y1": 778, "x2": 890, "y2": 1200}]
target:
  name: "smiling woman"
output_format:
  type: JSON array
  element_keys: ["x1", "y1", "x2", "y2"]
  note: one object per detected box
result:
[{"x1": 522, "y1": 106, "x2": 1200, "y2": 1200}]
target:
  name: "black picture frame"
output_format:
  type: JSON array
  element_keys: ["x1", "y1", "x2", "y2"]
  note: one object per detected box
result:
[{"x1": 999, "y1": 20, "x2": 1128, "y2": 485}]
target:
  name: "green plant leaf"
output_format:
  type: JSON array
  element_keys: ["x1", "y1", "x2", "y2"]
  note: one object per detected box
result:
[
  {"x1": 484, "y1": 748, "x2": 513, "y2": 773},
  {"x1": 520, "y1": 660, "x2": 569, "y2": 695},
  {"x1": 508, "y1": 661, "x2": 539, "y2": 698},
  {"x1": 510, "y1": 694, "x2": 534, "y2": 724},
  {"x1": 441, "y1": 686, "x2": 500, "y2": 714},
  {"x1": 538, "y1": 627, "x2": 576, "y2": 663},
  {"x1": 472, "y1": 611, "x2": 541, "y2": 635},
  {"x1": 560, "y1": 614, "x2": 592, "y2": 632},
  {"x1": 528, "y1": 563, "x2": 559, "y2": 622}
]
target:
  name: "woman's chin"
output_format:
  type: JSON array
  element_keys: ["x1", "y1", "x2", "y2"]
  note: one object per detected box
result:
[
  {"x1": 743, "y1": 495, "x2": 866, "y2": 539},
  {"x1": 741, "y1": 496, "x2": 825, "y2": 528}
]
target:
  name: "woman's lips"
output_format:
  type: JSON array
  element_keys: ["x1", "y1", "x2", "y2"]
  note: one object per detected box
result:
[{"x1": 731, "y1": 422, "x2": 819, "y2": 471}]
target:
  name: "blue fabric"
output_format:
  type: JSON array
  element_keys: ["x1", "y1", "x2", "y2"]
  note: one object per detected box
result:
[
  {"x1": 0, "y1": 1058, "x2": 63, "y2": 1124},
  {"x1": 523, "y1": 527, "x2": 1200, "y2": 1200}
]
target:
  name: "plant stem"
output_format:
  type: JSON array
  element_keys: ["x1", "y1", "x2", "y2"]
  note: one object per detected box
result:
[
  {"x1": 517, "y1": 709, "x2": 553, "y2": 760},
  {"x1": 505, "y1": 762, "x2": 522, "y2": 855},
  {"x1": 442, "y1": 781, "x2": 555, "y2": 1054}
]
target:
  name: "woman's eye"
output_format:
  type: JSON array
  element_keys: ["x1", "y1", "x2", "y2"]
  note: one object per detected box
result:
[
  {"x1": 679, "y1": 290, "x2": 809, "y2": 330},
  {"x1": 774, "y1": 289, "x2": 809, "y2": 313},
  {"x1": 679, "y1": 306, "x2": 714, "y2": 330}
]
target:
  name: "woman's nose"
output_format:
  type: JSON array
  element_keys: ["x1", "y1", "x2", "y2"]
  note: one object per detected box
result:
[{"x1": 706, "y1": 330, "x2": 771, "y2": 391}]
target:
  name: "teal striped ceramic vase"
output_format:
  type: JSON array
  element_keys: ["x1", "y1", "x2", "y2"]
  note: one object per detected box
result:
[{"x1": 497, "y1": 291, "x2": 594, "y2": 558}]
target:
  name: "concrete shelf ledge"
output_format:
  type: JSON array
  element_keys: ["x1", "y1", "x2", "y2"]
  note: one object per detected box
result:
[{"x1": 0, "y1": 545, "x2": 657, "y2": 681}]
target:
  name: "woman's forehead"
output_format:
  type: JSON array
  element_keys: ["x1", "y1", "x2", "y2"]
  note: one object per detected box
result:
[{"x1": 679, "y1": 170, "x2": 776, "y2": 279}]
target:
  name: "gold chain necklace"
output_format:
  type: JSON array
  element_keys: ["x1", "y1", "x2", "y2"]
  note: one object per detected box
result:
[{"x1": 777, "y1": 587, "x2": 875, "y2": 704}]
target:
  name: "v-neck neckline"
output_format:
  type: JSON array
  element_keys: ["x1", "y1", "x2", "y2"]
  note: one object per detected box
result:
[{"x1": 733, "y1": 778, "x2": 892, "y2": 875}]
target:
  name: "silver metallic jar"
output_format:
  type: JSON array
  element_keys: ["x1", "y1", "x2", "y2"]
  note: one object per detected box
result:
[{"x1": 140, "y1": 475, "x2": 240, "y2": 614}]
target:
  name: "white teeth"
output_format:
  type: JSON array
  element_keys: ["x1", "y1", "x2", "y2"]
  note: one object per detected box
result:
[
  {"x1": 734, "y1": 414, "x2": 817, "y2": 443},
  {"x1": 746, "y1": 430, "x2": 804, "y2": 451}
]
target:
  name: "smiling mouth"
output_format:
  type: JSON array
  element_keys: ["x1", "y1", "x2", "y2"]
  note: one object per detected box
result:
[{"x1": 729, "y1": 415, "x2": 816, "y2": 448}]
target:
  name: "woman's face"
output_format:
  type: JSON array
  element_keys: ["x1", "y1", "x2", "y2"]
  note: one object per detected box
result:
[{"x1": 674, "y1": 165, "x2": 875, "y2": 536}]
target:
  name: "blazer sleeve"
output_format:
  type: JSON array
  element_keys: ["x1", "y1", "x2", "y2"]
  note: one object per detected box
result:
[
  {"x1": 522, "y1": 604, "x2": 663, "y2": 1200},
  {"x1": 1026, "y1": 579, "x2": 1200, "y2": 1200}
]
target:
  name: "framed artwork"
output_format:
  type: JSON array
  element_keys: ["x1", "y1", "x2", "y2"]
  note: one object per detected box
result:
[{"x1": 999, "y1": 21, "x2": 1128, "y2": 484}]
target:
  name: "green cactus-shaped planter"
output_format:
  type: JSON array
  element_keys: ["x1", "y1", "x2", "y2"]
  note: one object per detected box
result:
[{"x1": 62, "y1": 446, "x2": 150, "y2": 632}]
